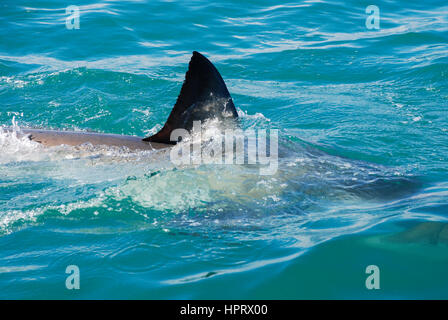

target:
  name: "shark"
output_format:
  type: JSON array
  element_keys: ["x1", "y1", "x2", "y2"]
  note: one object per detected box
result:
[
  {"x1": 2, "y1": 51, "x2": 423, "y2": 201},
  {"x1": 7, "y1": 51, "x2": 238, "y2": 151}
]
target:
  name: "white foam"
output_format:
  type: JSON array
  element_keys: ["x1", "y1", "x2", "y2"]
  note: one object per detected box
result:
[
  {"x1": 237, "y1": 108, "x2": 270, "y2": 121},
  {"x1": 0, "y1": 118, "x2": 45, "y2": 164}
]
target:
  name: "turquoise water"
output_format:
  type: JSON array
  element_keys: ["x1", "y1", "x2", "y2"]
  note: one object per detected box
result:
[{"x1": 1, "y1": 0, "x2": 448, "y2": 299}]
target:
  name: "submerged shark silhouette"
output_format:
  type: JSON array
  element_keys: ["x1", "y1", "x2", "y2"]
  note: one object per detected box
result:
[{"x1": 10, "y1": 51, "x2": 238, "y2": 150}]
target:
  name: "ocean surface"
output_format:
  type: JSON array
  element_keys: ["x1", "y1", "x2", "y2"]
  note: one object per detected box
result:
[{"x1": 0, "y1": 0, "x2": 447, "y2": 299}]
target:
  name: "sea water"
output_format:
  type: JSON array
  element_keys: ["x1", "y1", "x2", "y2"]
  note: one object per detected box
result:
[{"x1": 0, "y1": 0, "x2": 447, "y2": 299}]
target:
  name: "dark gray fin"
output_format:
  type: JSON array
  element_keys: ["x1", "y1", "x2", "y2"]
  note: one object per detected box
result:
[{"x1": 143, "y1": 51, "x2": 238, "y2": 144}]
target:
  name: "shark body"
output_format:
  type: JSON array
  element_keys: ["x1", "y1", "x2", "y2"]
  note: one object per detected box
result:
[{"x1": 7, "y1": 51, "x2": 238, "y2": 150}]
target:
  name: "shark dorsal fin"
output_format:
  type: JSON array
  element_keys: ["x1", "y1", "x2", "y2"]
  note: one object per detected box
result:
[{"x1": 143, "y1": 51, "x2": 238, "y2": 144}]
